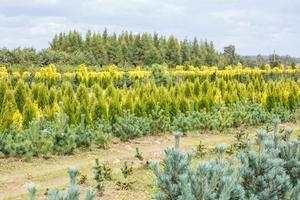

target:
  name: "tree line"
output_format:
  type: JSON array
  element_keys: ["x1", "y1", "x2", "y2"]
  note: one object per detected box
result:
[{"x1": 0, "y1": 29, "x2": 298, "y2": 68}]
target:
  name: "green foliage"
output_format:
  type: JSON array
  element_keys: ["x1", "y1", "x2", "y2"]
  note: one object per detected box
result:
[
  {"x1": 0, "y1": 89, "x2": 17, "y2": 130},
  {"x1": 114, "y1": 110, "x2": 150, "y2": 141},
  {"x1": 74, "y1": 114, "x2": 93, "y2": 149},
  {"x1": 102, "y1": 163, "x2": 112, "y2": 181},
  {"x1": 94, "y1": 119, "x2": 112, "y2": 149},
  {"x1": 152, "y1": 122, "x2": 300, "y2": 200},
  {"x1": 150, "y1": 64, "x2": 168, "y2": 85},
  {"x1": 14, "y1": 80, "x2": 28, "y2": 113},
  {"x1": 93, "y1": 158, "x2": 106, "y2": 196},
  {"x1": 116, "y1": 161, "x2": 135, "y2": 190},
  {"x1": 227, "y1": 129, "x2": 249, "y2": 155},
  {"x1": 271, "y1": 106, "x2": 296, "y2": 123},
  {"x1": 78, "y1": 172, "x2": 88, "y2": 185},
  {"x1": 22, "y1": 99, "x2": 38, "y2": 127},
  {"x1": 37, "y1": 84, "x2": 49, "y2": 109},
  {"x1": 149, "y1": 106, "x2": 170, "y2": 135},
  {"x1": 194, "y1": 141, "x2": 207, "y2": 158},
  {"x1": 3, "y1": 30, "x2": 297, "y2": 68},
  {"x1": 189, "y1": 148, "x2": 244, "y2": 200},
  {"x1": 0, "y1": 128, "x2": 33, "y2": 159},
  {"x1": 1, "y1": 61, "x2": 300, "y2": 158},
  {"x1": 151, "y1": 147, "x2": 193, "y2": 199},
  {"x1": 134, "y1": 147, "x2": 144, "y2": 161},
  {"x1": 172, "y1": 113, "x2": 191, "y2": 136},
  {"x1": 50, "y1": 113, "x2": 76, "y2": 155},
  {"x1": 77, "y1": 84, "x2": 92, "y2": 124},
  {"x1": 120, "y1": 161, "x2": 133, "y2": 179},
  {"x1": 239, "y1": 131, "x2": 292, "y2": 199},
  {"x1": 25, "y1": 119, "x2": 53, "y2": 158},
  {"x1": 245, "y1": 102, "x2": 269, "y2": 126}
]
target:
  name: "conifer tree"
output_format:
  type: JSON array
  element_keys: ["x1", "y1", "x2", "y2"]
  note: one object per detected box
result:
[
  {"x1": 0, "y1": 90, "x2": 17, "y2": 130},
  {"x1": 75, "y1": 114, "x2": 93, "y2": 149},
  {"x1": 165, "y1": 36, "x2": 181, "y2": 68},
  {"x1": 189, "y1": 145, "x2": 244, "y2": 200},
  {"x1": 93, "y1": 96, "x2": 108, "y2": 121},
  {"x1": 113, "y1": 110, "x2": 150, "y2": 141},
  {"x1": 108, "y1": 97, "x2": 121, "y2": 123},
  {"x1": 193, "y1": 79, "x2": 201, "y2": 97},
  {"x1": 77, "y1": 84, "x2": 92, "y2": 124},
  {"x1": 12, "y1": 111, "x2": 23, "y2": 130},
  {"x1": 63, "y1": 83, "x2": 78, "y2": 125},
  {"x1": 14, "y1": 80, "x2": 28, "y2": 113},
  {"x1": 22, "y1": 98, "x2": 39, "y2": 127},
  {"x1": 48, "y1": 87, "x2": 57, "y2": 107},
  {"x1": 240, "y1": 129, "x2": 293, "y2": 199},
  {"x1": 51, "y1": 103, "x2": 76, "y2": 155},
  {"x1": 37, "y1": 84, "x2": 49, "y2": 110},
  {"x1": 0, "y1": 79, "x2": 8, "y2": 114},
  {"x1": 151, "y1": 132, "x2": 192, "y2": 200},
  {"x1": 181, "y1": 39, "x2": 191, "y2": 66},
  {"x1": 149, "y1": 105, "x2": 170, "y2": 135}
]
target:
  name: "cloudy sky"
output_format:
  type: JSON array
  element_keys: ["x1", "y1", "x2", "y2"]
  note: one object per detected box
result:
[{"x1": 0, "y1": 0, "x2": 299, "y2": 56}]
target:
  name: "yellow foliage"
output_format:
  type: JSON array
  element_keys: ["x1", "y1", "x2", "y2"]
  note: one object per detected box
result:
[
  {"x1": 35, "y1": 64, "x2": 61, "y2": 83},
  {"x1": 0, "y1": 67, "x2": 8, "y2": 78},
  {"x1": 12, "y1": 111, "x2": 23, "y2": 131},
  {"x1": 52, "y1": 102, "x2": 60, "y2": 113},
  {"x1": 22, "y1": 71, "x2": 31, "y2": 79}
]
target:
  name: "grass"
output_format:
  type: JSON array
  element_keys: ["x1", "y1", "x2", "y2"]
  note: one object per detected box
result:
[{"x1": 0, "y1": 123, "x2": 298, "y2": 200}]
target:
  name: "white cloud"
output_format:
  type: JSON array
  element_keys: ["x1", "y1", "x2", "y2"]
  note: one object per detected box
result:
[
  {"x1": 0, "y1": 0, "x2": 61, "y2": 5},
  {"x1": 0, "y1": 0, "x2": 299, "y2": 56}
]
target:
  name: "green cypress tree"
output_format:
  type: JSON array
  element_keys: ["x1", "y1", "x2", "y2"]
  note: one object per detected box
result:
[
  {"x1": 48, "y1": 87, "x2": 57, "y2": 107},
  {"x1": 0, "y1": 79, "x2": 8, "y2": 114},
  {"x1": 168, "y1": 97, "x2": 179, "y2": 118},
  {"x1": 62, "y1": 83, "x2": 78, "y2": 124},
  {"x1": 194, "y1": 79, "x2": 201, "y2": 97},
  {"x1": 14, "y1": 80, "x2": 29, "y2": 113},
  {"x1": 74, "y1": 114, "x2": 93, "y2": 149},
  {"x1": 22, "y1": 98, "x2": 39, "y2": 127},
  {"x1": 0, "y1": 90, "x2": 18, "y2": 130},
  {"x1": 76, "y1": 84, "x2": 92, "y2": 124},
  {"x1": 37, "y1": 84, "x2": 49, "y2": 110},
  {"x1": 178, "y1": 97, "x2": 190, "y2": 113},
  {"x1": 93, "y1": 96, "x2": 108, "y2": 121},
  {"x1": 287, "y1": 92, "x2": 297, "y2": 111},
  {"x1": 108, "y1": 96, "x2": 122, "y2": 123}
]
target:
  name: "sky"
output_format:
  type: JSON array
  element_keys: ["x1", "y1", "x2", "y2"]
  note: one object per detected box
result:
[{"x1": 0, "y1": 0, "x2": 299, "y2": 56}]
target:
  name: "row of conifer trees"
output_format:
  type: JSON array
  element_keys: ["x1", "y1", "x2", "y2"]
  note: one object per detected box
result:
[{"x1": 0, "y1": 65, "x2": 299, "y2": 131}]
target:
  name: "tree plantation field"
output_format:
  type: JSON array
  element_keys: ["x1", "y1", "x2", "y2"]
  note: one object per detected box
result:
[
  {"x1": 2, "y1": 0, "x2": 300, "y2": 197},
  {"x1": 0, "y1": 125, "x2": 271, "y2": 199},
  {"x1": 1, "y1": 64, "x2": 300, "y2": 200},
  {"x1": 0, "y1": 64, "x2": 300, "y2": 157}
]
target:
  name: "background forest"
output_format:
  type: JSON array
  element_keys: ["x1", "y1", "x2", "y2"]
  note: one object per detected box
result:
[{"x1": 0, "y1": 29, "x2": 299, "y2": 69}]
